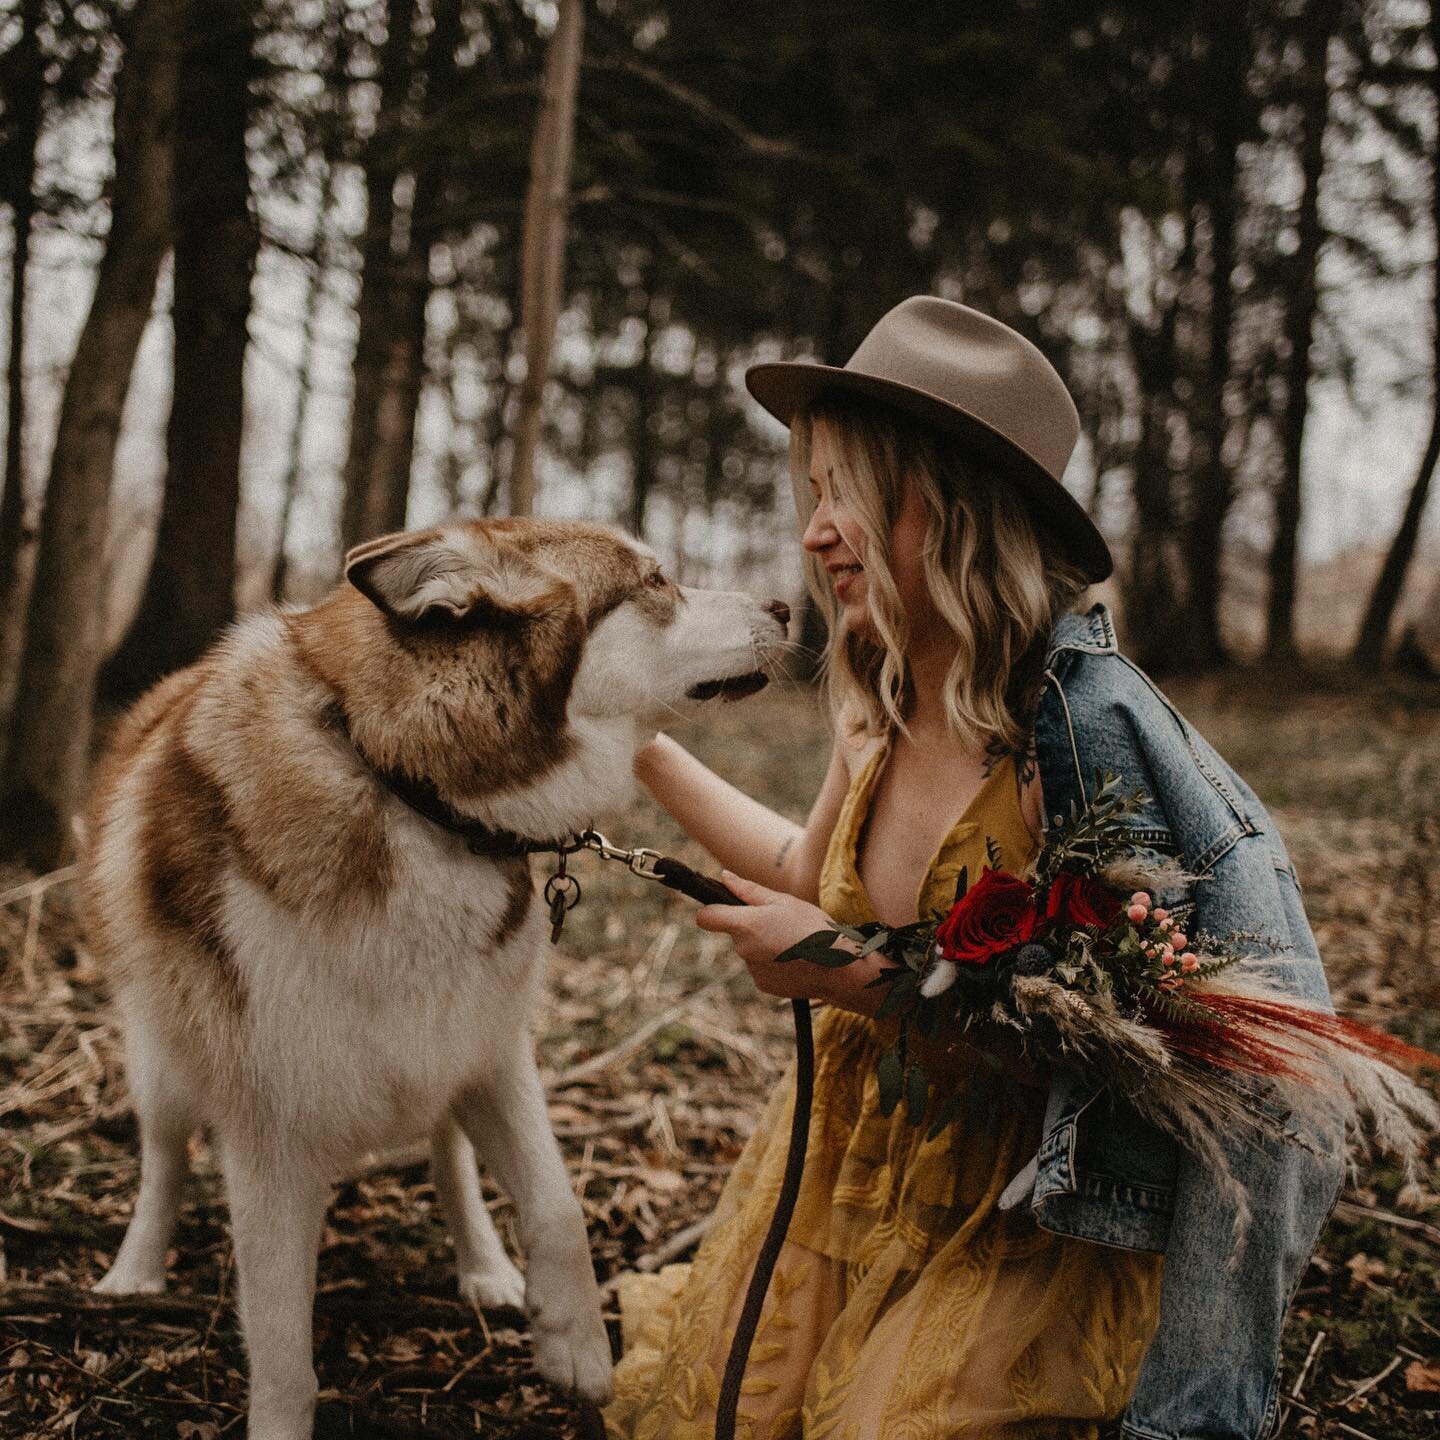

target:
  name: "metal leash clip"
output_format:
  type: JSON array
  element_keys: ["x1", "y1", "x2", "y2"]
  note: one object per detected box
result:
[{"x1": 578, "y1": 829, "x2": 665, "y2": 880}]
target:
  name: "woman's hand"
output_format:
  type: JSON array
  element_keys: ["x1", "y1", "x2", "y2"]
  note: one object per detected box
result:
[
  {"x1": 696, "y1": 872, "x2": 883, "y2": 1009},
  {"x1": 697, "y1": 873, "x2": 1049, "y2": 1086}
]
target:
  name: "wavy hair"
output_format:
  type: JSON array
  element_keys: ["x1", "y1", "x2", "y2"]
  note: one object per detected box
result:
[{"x1": 790, "y1": 394, "x2": 1090, "y2": 753}]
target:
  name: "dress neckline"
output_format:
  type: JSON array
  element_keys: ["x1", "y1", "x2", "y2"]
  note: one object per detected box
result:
[{"x1": 846, "y1": 739, "x2": 1017, "y2": 926}]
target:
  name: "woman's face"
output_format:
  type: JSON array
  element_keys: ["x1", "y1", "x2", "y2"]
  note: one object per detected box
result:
[{"x1": 801, "y1": 419, "x2": 939, "y2": 645}]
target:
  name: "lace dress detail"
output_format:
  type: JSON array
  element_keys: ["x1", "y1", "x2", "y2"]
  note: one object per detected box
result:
[{"x1": 604, "y1": 749, "x2": 1163, "y2": 1440}]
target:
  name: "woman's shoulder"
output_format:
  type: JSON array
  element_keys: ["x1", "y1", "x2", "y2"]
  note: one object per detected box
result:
[
  {"x1": 1045, "y1": 607, "x2": 1189, "y2": 745},
  {"x1": 832, "y1": 704, "x2": 886, "y2": 784}
]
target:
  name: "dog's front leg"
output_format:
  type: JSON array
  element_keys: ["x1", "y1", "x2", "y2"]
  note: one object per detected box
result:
[
  {"x1": 452, "y1": 1059, "x2": 613, "y2": 1404},
  {"x1": 221, "y1": 1141, "x2": 331, "y2": 1440},
  {"x1": 431, "y1": 1112, "x2": 525, "y2": 1311}
]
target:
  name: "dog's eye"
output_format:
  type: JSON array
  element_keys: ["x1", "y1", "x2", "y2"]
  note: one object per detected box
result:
[{"x1": 645, "y1": 570, "x2": 667, "y2": 589}]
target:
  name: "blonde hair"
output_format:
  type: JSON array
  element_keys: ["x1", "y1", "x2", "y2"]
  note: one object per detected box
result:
[{"x1": 791, "y1": 394, "x2": 1090, "y2": 753}]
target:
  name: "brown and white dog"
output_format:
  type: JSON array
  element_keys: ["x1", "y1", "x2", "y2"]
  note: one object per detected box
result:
[{"x1": 84, "y1": 519, "x2": 789, "y2": 1440}]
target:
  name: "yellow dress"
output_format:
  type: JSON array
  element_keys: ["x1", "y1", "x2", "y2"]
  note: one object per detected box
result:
[{"x1": 604, "y1": 749, "x2": 1164, "y2": 1440}]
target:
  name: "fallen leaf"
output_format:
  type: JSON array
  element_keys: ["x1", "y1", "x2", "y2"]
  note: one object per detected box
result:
[
  {"x1": 1344, "y1": 1252, "x2": 1389, "y2": 1288},
  {"x1": 1404, "y1": 1359, "x2": 1440, "y2": 1395}
]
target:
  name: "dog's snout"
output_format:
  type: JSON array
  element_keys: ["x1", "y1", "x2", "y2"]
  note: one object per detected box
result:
[{"x1": 763, "y1": 599, "x2": 791, "y2": 628}]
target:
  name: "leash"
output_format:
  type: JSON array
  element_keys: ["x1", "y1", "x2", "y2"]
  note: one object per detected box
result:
[
  {"x1": 563, "y1": 833, "x2": 813, "y2": 1440},
  {"x1": 340, "y1": 720, "x2": 810, "y2": 1437}
]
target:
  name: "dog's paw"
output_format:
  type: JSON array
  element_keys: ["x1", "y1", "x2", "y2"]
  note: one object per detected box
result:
[
  {"x1": 94, "y1": 1266, "x2": 166, "y2": 1296},
  {"x1": 458, "y1": 1257, "x2": 526, "y2": 1313},
  {"x1": 531, "y1": 1310, "x2": 614, "y2": 1405}
]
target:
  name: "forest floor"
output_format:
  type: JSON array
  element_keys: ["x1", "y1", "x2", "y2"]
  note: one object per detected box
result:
[{"x1": 1, "y1": 670, "x2": 1438, "y2": 1438}]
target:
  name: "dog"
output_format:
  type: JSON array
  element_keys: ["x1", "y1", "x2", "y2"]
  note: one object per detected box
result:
[{"x1": 84, "y1": 519, "x2": 789, "y2": 1439}]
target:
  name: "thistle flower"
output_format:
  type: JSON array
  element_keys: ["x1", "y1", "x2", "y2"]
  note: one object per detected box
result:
[{"x1": 1010, "y1": 943, "x2": 1053, "y2": 977}]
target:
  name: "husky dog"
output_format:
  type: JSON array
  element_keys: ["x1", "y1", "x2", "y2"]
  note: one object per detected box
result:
[{"x1": 85, "y1": 520, "x2": 789, "y2": 1439}]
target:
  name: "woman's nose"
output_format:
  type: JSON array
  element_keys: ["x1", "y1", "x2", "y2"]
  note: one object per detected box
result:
[{"x1": 801, "y1": 504, "x2": 838, "y2": 552}]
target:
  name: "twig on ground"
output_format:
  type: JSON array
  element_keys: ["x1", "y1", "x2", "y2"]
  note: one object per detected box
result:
[
  {"x1": 1280, "y1": 1394, "x2": 1382, "y2": 1440},
  {"x1": 1333, "y1": 1198, "x2": 1440, "y2": 1247},
  {"x1": 1291, "y1": 1328, "x2": 1325, "y2": 1400},
  {"x1": 549, "y1": 965, "x2": 745, "y2": 1088},
  {"x1": 1342, "y1": 1353, "x2": 1402, "y2": 1405},
  {"x1": 600, "y1": 1214, "x2": 713, "y2": 1299},
  {"x1": 0, "y1": 866, "x2": 80, "y2": 911},
  {"x1": 20, "y1": 889, "x2": 42, "y2": 990}
]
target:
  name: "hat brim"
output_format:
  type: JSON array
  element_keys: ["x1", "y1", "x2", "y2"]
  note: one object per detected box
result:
[{"x1": 745, "y1": 360, "x2": 1112, "y2": 583}]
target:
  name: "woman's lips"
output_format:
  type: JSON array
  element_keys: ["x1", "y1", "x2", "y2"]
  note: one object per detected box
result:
[{"x1": 831, "y1": 563, "x2": 863, "y2": 599}]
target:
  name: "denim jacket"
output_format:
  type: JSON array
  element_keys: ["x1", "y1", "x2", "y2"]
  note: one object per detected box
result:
[{"x1": 1026, "y1": 603, "x2": 1345, "y2": 1440}]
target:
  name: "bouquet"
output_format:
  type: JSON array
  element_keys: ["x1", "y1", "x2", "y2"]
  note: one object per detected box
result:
[{"x1": 777, "y1": 772, "x2": 1439, "y2": 1233}]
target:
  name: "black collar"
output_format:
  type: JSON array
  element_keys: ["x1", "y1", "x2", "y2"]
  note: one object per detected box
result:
[{"x1": 324, "y1": 702, "x2": 578, "y2": 859}]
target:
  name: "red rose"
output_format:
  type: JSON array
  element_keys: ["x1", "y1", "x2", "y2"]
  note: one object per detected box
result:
[
  {"x1": 1044, "y1": 871, "x2": 1123, "y2": 929},
  {"x1": 935, "y1": 868, "x2": 1040, "y2": 966}
]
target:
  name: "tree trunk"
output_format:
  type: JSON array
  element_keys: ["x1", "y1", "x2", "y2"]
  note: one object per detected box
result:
[
  {"x1": 1266, "y1": 0, "x2": 1338, "y2": 660},
  {"x1": 628, "y1": 294, "x2": 661, "y2": 539},
  {"x1": 1353, "y1": 0, "x2": 1440, "y2": 663},
  {"x1": 0, "y1": 0, "x2": 44, "y2": 720},
  {"x1": 100, "y1": 0, "x2": 257, "y2": 703},
  {"x1": 1395, "y1": 567, "x2": 1440, "y2": 677},
  {"x1": 273, "y1": 157, "x2": 337, "y2": 603},
  {"x1": 1122, "y1": 213, "x2": 1189, "y2": 672},
  {"x1": 508, "y1": 0, "x2": 585, "y2": 516},
  {"x1": 1181, "y1": 13, "x2": 1249, "y2": 669},
  {"x1": 0, "y1": 0, "x2": 180, "y2": 866},
  {"x1": 338, "y1": 0, "x2": 419, "y2": 552}
]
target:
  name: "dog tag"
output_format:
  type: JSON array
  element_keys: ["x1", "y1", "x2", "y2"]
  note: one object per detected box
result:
[
  {"x1": 544, "y1": 871, "x2": 581, "y2": 944},
  {"x1": 548, "y1": 887, "x2": 569, "y2": 943}
]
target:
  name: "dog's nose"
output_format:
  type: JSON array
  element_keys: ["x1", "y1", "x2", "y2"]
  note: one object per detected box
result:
[{"x1": 763, "y1": 599, "x2": 791, "y2": 628}]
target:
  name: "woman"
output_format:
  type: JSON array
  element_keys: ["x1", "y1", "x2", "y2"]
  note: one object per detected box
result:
[{"x1": 602, "y1": 298, "x2": 1342, "y2": 1440}]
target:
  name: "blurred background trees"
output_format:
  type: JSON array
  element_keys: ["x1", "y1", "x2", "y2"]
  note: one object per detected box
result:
[{"x1": 2, "y1": 0, "x2": 1439, "y2": 864}]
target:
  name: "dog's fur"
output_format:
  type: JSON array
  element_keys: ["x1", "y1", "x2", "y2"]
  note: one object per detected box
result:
[{"x1": 85, "y1": 519, "x2": 788, "y2": 1439}]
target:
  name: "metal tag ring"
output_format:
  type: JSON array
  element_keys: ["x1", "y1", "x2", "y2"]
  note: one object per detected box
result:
[{"x1": 544, "y1": 873, "x2": 582, "y2": 911}]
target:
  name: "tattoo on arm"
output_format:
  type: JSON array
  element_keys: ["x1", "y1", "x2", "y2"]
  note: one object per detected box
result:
[
  {"x1": 983, "y1": 732, "x2": 1039, "y2": 786},
  {"x1": 1016, "y1": 734, "x2": 1038, "y2": 786},
  {"x1": 773, "y1": 835, "x2": 795, "y2": 870}
]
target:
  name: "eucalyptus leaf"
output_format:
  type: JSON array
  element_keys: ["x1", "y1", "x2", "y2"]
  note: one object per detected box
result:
[
  {"x1": 874, "y1": 970, "x2": 919, "y2": 1020},
  {"x1": 905, "y1": 1063, "x2": 930, "y2": 1123},
  {"x1": 774, "y1": 930, "x2": 852, "y2": 966}
]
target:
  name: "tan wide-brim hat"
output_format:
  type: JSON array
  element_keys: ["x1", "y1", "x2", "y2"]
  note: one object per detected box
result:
[{"x1": 745, "y1": 295, "x2": 1112, "y2": 582}]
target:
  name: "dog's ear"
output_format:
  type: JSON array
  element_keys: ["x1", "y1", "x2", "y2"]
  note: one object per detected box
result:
[{"x1": 344, "y1": 528, "x2": 561, "y2": 624}]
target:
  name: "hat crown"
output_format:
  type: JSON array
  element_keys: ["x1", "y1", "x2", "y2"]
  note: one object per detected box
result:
[{"x1": 844, "y1": 297, "x2": 1078, "y2": 483}]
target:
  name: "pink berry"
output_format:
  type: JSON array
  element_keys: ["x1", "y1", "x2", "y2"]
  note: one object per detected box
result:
[
  {"x1": 1130, "y1": 891, "x2": 1151, "y2": 908},
  {"x1": 1153, "y1": 907, "x2": 1169, "y2": 922},
  {"x1": 1127, "y1": 903, "x2": 1148, "y2": 924},
  {"x1": 1180, "y1": 953, "x2": 1199, "y2": 972},
  {"x1": 1169, "y1": 931, "x2": 1188, "y2": 951},
  {"x1": 1161, "y1": 950, "x2": 1176, "y2": 966}
]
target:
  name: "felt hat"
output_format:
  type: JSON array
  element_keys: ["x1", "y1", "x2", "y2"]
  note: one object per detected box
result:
[{"x1": 745, "y1": 296, "x2": 1111, "y2": 581}]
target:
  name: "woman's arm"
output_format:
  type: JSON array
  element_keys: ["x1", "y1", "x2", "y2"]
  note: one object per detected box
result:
[{"x1": 633, "y1": 731, "x2": 853, "y2": 903}]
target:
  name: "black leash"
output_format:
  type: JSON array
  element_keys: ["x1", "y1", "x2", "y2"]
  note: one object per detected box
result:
[
  {"x1": 342, "y1": 727, "x2": 812, "y2": 1437},
  {"x1": 577, "y1": 835, "x2": 812, "y2": 1440}
]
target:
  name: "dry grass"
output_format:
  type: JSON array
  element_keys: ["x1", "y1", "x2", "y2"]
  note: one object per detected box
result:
[{"x1": 0, "y1": 671, "x2": 1437, "y2": 1437}]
